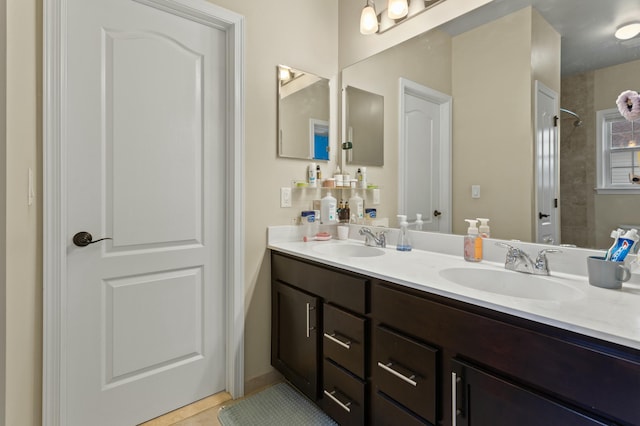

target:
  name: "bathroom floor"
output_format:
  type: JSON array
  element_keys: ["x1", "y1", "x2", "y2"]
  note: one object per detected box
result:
[{"x1": 140, "y1": 372, "x2": 283, "y2": 426}]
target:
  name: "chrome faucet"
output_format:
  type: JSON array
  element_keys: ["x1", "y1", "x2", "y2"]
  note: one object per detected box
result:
[
  {"x1": 497, "y1": 242, "x2": 560, "y2": 276},
  {"x1": 359, "y1": 227, "x2": 387, "y2": 248}
]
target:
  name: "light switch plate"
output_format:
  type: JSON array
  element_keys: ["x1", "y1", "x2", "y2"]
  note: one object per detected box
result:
[
  {"x1": 280, "y1": 187, "x2": 292, "y2": 208},
  {"x1": 471, "y1": 185, "x2": 480, "y2": 199}
]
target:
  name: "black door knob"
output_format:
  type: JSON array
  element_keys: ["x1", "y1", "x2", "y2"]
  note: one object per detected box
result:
[
  {"x1": 73, "y1": 231, "x2": 112, "y2": 247},
  {"x1": 538, "y1": 212, "x2": 550, "y2": 219},
  {"x1": 433, "y1": 210, "x2": 442, "y2": 217}
]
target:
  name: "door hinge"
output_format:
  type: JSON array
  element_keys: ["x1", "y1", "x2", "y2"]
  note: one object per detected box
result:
[
  {"x1": 554, "y1": 198, "x2": 558, "y2": 208},
  {"x1": 553, "y1": 116, "x2": 559, "y2": 127}
]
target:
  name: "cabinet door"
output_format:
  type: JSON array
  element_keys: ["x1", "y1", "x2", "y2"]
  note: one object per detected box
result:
[
  {"x1": 451, "y1": 359, "x2": 608, "y2": 426},
  {"x1": 271, "y1": 281, "x2": 320, "y2": 401}
]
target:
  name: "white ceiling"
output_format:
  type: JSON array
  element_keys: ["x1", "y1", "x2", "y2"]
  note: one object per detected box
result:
[{"x1": 439, "y1": 0, "x2": 640, "y2": 76}]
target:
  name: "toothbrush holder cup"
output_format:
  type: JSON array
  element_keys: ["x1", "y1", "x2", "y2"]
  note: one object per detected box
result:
[{"x1": 586, "y1": 256, "x2": 631, "y2": 289}]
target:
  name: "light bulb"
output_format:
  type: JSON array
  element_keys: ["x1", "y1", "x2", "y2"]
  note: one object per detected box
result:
[
  {"x1": 360, "y1": 5, "x2": 378, "y2": 35},
  {"x1": 387, "y1": 0, "x2": 408, "y2": 19},
  {"x1": 615, "y1": 23, "x2": 640, "y2": 40}
]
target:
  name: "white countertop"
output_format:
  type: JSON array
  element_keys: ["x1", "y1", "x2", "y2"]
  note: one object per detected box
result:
[{"x1": 268, "y1": 226, "x2": 640, "y2": 351}]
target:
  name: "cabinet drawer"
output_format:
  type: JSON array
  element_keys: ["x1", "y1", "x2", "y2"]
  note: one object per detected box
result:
[
  {"x1": 272, "y1": 252, "x2": 368, "y2": 314},
  {"x1": 323, "y1": 303, "x2": 367, "y2": 379},
  {"x1": 373, "y1": 325, "x2": 437, "y2": 424},
  {"x1": 372, "y1": 391, "x2": 431, "y2": 426},
  {"x1": 321, "y1": 359, "x2": 366, "y2": 425}
]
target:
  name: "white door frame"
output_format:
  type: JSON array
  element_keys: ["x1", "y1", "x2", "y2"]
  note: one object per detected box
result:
[
  {"x1": 398, "y1": 78, "x2": 452, "y2": 233},
  {"x1": 42, "y1": 1, "x2": 245, "y2": 424}
]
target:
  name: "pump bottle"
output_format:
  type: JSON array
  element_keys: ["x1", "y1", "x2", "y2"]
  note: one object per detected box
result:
[
  {"x1": 477, "y1": 218, "x2": 490, "y2": 238},
  {"x1": 348, "y1": 193, "x2": 364, "y2": 223},
  {"x1": 464, "y1": 219, "x2": 482, "y2": 262},
  {"x1": 320, "y1": 192, "x2": 337, "y2": 224},
  {"x1": 415, "y1": 214, "x2": 424, "y2": 231},
  {"x1": 396, "y1": 215, "x2": 412, "y2": 251}
]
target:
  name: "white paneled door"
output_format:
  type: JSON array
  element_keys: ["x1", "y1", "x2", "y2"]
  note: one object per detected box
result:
[{"x1": 63, "y1": 0, "x2": 227, "y2": 424}]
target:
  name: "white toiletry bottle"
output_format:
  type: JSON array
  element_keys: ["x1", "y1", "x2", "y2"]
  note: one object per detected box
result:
[
  {"x1": 320, "y1": 191, "x2": 337, "y2": 224},
  {"x1": 415, "y1": 213, "x2": 424, "y2": 231},
  {"x1": 477, "y1": 218, "x2": 490, "y2": 238},
  {"x1": 359, "y1": 167, "x2": 368, "y2": 189},
  {"x1": 464, "y1": 219, "x2": 482, "y2": 262},
  {"x1": 308, "y1": 162, "x2": 317, "y2": 187},
  {"x1": 396, "y1": 215, "x2": 412, "y2": 251},
  {"x1": 348, "y1": 193, "x2": 364, "y2": 223}
]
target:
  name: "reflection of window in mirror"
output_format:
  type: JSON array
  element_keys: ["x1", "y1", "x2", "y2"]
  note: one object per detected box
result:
[
  {"x1": 277, "y1": 65, "x2": 330, "y2": 161},
  {"x1": 597, "y1": 108, "x2": 640, "y2": 192}
]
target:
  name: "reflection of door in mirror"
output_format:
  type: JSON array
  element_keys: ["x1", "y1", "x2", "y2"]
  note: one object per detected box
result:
[
  {"x1": 277, "y1": 65, "x2": 330, "y2": 161},
  {"x1": 535, "y1": 81, "x2": 560, "y2": 245},
  {"x1": 399, "y1": 79, "x2": 452, "y2": 233},
  {"x1": 310, "y1": 119, "x2": 329, "y2": 161},
  {"x1": 345, "y1": 86, "x2": 384, "y2": 166}
]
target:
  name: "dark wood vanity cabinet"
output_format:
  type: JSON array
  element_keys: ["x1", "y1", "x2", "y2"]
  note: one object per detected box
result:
[
  {"x1": 271, "y1": 252, "x2": 370, "y2": 423},
  {"x1": 373, "y1": 280, "x2": 640, "y2": 426},
  {"x1": 271, "y1": 252, "x2": 640, "y2": 425}
]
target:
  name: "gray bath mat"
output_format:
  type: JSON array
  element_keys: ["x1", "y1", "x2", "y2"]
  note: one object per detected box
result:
[{"x1": 218, "y1": 382, "x2": 338, "y2": 425}]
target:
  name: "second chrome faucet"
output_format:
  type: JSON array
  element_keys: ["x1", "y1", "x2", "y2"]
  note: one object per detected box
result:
[
  {"x1": 497, "y1": 242, "x2": 560, "y2": 276},
  {"x1": 359, "y1": 227, "x2": 387, "y2": 248}
]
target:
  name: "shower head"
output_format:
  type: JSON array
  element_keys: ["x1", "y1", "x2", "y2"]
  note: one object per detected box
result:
[{"x1": 560, "y1": 108, "x2": 583, "y2": 127}]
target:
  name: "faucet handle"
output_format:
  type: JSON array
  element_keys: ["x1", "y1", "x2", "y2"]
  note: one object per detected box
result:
[{"x1": 535, "y1": 248, "x2": 561, "y2": 270}]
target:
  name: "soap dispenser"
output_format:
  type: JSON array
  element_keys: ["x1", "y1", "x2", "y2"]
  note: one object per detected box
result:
[
  {"x1": 396, "y1": 215, "x2": 412, "y2": 251},
  {"x1": 415, "y1": 213, "x2": 424, "y2": 231},
  {"x1": 477, "y1": 218, "x2": 490, "y2": 238},
  {"x1": 464, "y1": 219, "x2": 482, "y2": 262}
]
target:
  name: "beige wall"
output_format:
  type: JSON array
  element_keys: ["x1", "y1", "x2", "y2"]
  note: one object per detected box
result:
[
  {"x1": 452, "y1": 8, "x2": 535, "y2": 240},
  {"x1": 0, "y1": 0, "x2": 6, "y2": 421},
  {"x1": 5, "y1": 0, "x2": 42, "y2": 425},
  {"x1": 451, "y1": 7, "x2": 560, "y2": 240}
]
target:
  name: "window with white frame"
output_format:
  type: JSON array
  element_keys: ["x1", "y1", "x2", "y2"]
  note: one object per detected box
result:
[{"x1": 597, "y1": 108, "x2": 640, "y2": 193}]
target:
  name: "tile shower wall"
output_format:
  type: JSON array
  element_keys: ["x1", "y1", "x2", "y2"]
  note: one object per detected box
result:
[{"x1": 560, "y1": 72, "x2": 596, "y2": 248}]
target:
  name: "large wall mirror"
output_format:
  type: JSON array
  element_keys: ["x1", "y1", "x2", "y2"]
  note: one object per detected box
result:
[
  {"x1": 341, "y1": 0, "x2": 640, "y2": 249},
  {"x1": 277, "y1": 65, "x2": 330, "y2": 161},
  {"x1": 344, "y1": 86, "x2": 384, "y2": 166}
]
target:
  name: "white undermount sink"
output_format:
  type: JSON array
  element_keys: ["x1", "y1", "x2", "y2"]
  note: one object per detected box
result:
[
  {"x1": 312, "y1": 242, "x2": 386, "y2": 258},
  {"x1": 439, "y1": 267, "x2": 583, "y2": 301}
]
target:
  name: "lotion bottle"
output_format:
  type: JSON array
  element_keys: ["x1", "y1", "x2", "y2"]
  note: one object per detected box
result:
[
  {"x1": 396, "y1": 215, "x2": 412, "y2": 251},
  {"x1": 464, "y1": 219, "x2": 482, "y2": 262},
  {"x1": 415, "y1": 213, "x2": 424, "y2": 231},
  {"x1": 308, "y1": 162, "x2": 317, "y2": 187},
  {"x1": 320, "y1": 191, "x2": 337, "y2": 224},
  {"x1": 348, "y1": 193, "x2": 364, "y2": 223}
]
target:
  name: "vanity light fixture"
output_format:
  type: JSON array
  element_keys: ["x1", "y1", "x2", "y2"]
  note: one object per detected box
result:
[
  {"x1": 360, "y1": 0, "x2": 378, "y2": 35},
  {"x1": 361, "y1": 0, "x2": 446, "y2": 35},
  {"x1": 615, "y1": 23, "x2": 640, "y2": 40},
  {"x1": 387, "y1": 0, "x2": 408, "y2": 19}
]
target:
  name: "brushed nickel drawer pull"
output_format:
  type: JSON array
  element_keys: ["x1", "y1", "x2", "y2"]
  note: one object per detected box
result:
[
  {"x1": 452, "y1": 371, "x2": 461, "y2": 426},
  {"x1": 323, "y1": 389, "x2": 352, "y2": 413},
  {"x1": 323, "y1": 332, "x2": 352, "y2": 349},
  {"x1": 377, "y1": 361, "x2": 418, "y2": 387},
  {"x1": 306, "y1": 303, "x2": 315, "y2": 338}
]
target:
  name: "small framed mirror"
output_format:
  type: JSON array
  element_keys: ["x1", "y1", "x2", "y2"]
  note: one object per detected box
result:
[
  {"x1": 344, "y1": 85, "x2": 384, "y2": 166},
  {"x1": 277, "y1": 65, "x2": 330, "y2": 161}
]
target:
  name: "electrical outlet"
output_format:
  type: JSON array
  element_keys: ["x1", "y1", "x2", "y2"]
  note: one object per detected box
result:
[
  {"x1": 471, "y1": 185, "x2": 481, "y2": 199},
  {"x1": 280, "y1": 187, "x2": 292, "y2": 208},
  {"x1": 372, "y1": 188, "x2": 380, "y2": 205}
]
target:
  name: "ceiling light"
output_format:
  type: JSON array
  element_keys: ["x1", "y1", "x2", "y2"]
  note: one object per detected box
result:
[
  {"x1": 615, "y1": 23, "x2": 640, "y2": 40},
  {"x1": 360, "y1": 1, "x2": 378, "y2": 35},
  {"x1": 387, "y1": 0, "x2": 408, "y2": 20}
]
